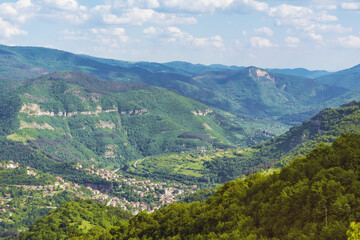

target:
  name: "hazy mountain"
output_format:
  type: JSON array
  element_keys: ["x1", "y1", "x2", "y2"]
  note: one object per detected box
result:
[
  {"x1": 163, "y1": 61, "x2": 244, "y2": 75},
  {"x1": 268, "y1": 68, "x2": 330, "y2": 79},
  {"x1": 315, "y1": 64, "x2": 360, "y2": 89},
  {"x1": 187, "y1": 67, "x2": 346, "y2": 122},
  {"x1": 0, "y1": 44, "x2": 352, "y2": 127}
]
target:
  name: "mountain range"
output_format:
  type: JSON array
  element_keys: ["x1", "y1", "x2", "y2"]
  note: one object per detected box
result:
[
  {"x1": 4, "y1": 71, "x2": 254, "y2": 169},
  {"x1": 1, "y1": 44, "x2": 360, "y2": 127}
]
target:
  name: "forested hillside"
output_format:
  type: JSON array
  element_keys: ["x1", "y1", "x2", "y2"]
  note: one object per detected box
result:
[
  {"x1": 19, "y1": 200, "x2": 132, "y2": 240},
  {"x1": 0, "y1": 44, "x2": 351, "y2": 126},
  {"x1": 21, "y1": 133, "x2": 360, "y2": 239},
  {"x1": 129, "y1": 101, "x2": 360, "y2": 183},
  {"x1": 4, "y1": 71, "x2": 262, "y2": 169}
]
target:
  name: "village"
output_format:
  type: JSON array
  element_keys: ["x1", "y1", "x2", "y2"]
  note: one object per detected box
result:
[
  {"x1": 0, "y1": 161, "x2": 201, "y2": 224},
  {"x1": 82, "y1": 164, "x2": 199, "y2": 215}
]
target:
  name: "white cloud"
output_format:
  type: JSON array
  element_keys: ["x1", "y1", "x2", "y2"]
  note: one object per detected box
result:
[
  {"x1": 304, "y1": 24, "x2": 352, "y2": 34},
  {"x1": 144, "y1": 26, "x2": 224, "y2": 48},
  {"x1": 107, "y1": 0, "x2": 269, "y2": 14},
  {"x1": 338, "y1": 35, "x2": 360, "y2": 48},
  {"x1": 308, "y1": 32, "x2": 323, "y2": 41},
  {"x1": 40, "y1": 0, "x2": 88, "y2": 24},
  {"x1": 42, "y1": 0, "x2": 80, "y2": 11},
  {"x1": 108, "y1": 0, "x2": 160, "y2": 9},
  {"x1": 341, "y1": 2, "x2": 360, "y2": 10},
  {"x1": 91, "y1": 28, "x2": 129, "y2": 47},
  {"x1": 254, "y1": 27, "x2": 273, "y2": 36},
  {"x1": 161, "y1": 0, "x2": 233, "y2": 13},
  {"x1": 0, "y1": 17, "x2": 26, "y2": 38},
  {"x1": 268, "y1": 4, "x2": 337, "y2": 28},
  {"x1": 143, "y1": 26, "x2": 157, "y2": 34},
  {"x1": 0, "y1": 0, "x2": 36, "y2": 23},
  {"x1": 60, "y1": 29, "x2": 88, "y2": 40},
  {"x1": 102, "y1": 7, "x2": 196, "y2": 26},
  {"x1": 314, "y1": 4, "x2": 337, "y2": 10},
  {"x1": 250, "y1": 37, "x2": 274, "y2": 48},
  {"x1": 285, "y1": 36, "x2": 300, "y2": 47}
]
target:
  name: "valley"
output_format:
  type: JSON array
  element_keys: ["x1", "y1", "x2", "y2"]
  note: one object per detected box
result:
[{"x1": 0, "y1": 44, "x2": 360, "y2": 239}]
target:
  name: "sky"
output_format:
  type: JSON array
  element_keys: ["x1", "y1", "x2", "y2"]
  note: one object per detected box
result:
[{"x1": 0, "y1": 0, "x2": 360, "y2": 71}]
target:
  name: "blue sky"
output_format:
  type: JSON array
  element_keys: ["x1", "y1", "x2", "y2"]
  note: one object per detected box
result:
[{"x1": 0, "y1": 0, "x2": 360, "y2": 71}]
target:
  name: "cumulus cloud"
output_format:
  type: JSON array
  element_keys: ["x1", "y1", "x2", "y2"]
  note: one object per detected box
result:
[
  {"x1": 105, "y1": 0, "x2": 269, "y2": 14},
  {"x1": 143, "y1": 26, "x2": 224, "y2": 48},
  {"x1": 285, "y1": 36, "x2": 300, "y2": 47},
  {"x1": 250, "y1": 37, "x2": 274, "y2": 48},
  {"x1": 0, "y1": 17, "x2": 26, "y2": 37},
  {"x1": 308, "y1": 32, "x2": 323, "y2": 41},
  {"x1": 108, "y1": 0, "x2": 160, "y2": 9},
  {"x1": 160, "y1": 0, "x2": 234, "y2": 13},
  {"x1": 341, "y1": 2, "x2": 360, "y2": 10},
  {"x1": 91, "y1": 27, "x2": 129, "y2": 47},
  {"x1": 42, "y1": 0, "x2": 80, "y2": 11},
  {"x1": 338, "y1": 35, "x2": 360, "y2": 48},
  {"x1": 0, "y1": 0, "x2": 36, "y2": 23},
  {"x1": 254, "y1": 27, "x2": 273, "y2": 36},
  {"x1": 268, "y1": 4, "x2": 337, "y2": 28},
  {"x1": 304, "y1": 24, "x2": 352, "y2": 34},
  {"x1": 102, "y1": 7, "x2": 196, "y2": 25},
  {"x1": 0, "y1": 0, "x2": 34, "y2": 38},
  {"x1": 40, "y1": 0, "x2": 88, "y2": 24},
  {"x1": 60, "y1": 29, "x2": 88, "y2": 40}
]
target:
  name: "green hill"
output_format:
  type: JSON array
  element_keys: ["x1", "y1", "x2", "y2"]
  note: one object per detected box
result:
[
  {"x1": 128, "y1": 101, "x2": 360, "y2": 183},
  {"x1": 19, "y1": 200, "x2": 132, "y2": 240},
  {"x1": 0, "y1": 44, "x2": 349, "y2": 127},
  {"x1": 268, "y1": 68, "x2": 330, "y2": 79},
  {"x1": 187, "y1": 67, "x2": 346, "y2": 122},
  {"x1": 20, "y1": 133, "x2": 360, "y2": 239},
  {"x1": 0, "y1": 162, "x2": 80, "y2": 238},
  {"x1": 3, "y1": 71, "x2": 262, "y2": 169},
  {"x1": 315, "y1": 64, "x2": 360, "y2": 90}
]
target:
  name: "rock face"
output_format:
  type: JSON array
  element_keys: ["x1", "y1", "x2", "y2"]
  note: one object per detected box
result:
[
  {"x1": 19, "y1": 103, "x2": 118, "y2": 117},
  {"x1": 19, "y1": 121, "x2": 54, "y2": 130},
  {"x1": 191, "y1": 109, "x2": 213, "y2": 116},
  {"x1": 120, "y1": 109, "x2": 147, "y2": 115},
  {"x1": 96, "y1": 120, "x2": 116, "y2": 129},
  {"x1": 248, "y1": 67, "x2": 276, "y2": 86}
]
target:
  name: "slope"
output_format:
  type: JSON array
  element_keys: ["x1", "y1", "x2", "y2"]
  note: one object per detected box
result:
[
  {"x1": 0, "y1": 161, "x2": 80, "y2": 238},
  {"x1": 19, "y1": 200, "x2": 132, "y2": 240},
  {"x1": 128, "y1": 101, "x2": 360, "y2": 183},
  {"x1": 0, "y1": 44, "x2": 349, "y2": 127},
  {"x1": 268, "y1": 68, "x2": 330, "y2": 79},
  {"x1": 21, "y1": 133, "x2": 360, "y2": 240},
  {"x1": 188, "y1": 67, "x2": 346, "y2": 122},
  {"x1": 315, "y1": 64, "x2": 360, "y2": 90},
  {"x1": 4, "y1": 71, "x2": 255, "y2": 168}
]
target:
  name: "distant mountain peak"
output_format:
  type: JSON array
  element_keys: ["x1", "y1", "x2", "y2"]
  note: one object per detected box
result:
[{"x1": 247, "y1": 67, "x2": 275, "y2": 84}]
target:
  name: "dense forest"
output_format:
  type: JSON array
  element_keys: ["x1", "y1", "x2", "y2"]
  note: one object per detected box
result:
[
  {"x1": 20, "y1": 133, "x2": 360, "y2": 239},
  {"x1": 129, "y1": 101, "x2": 360, "y2": 184},
  {"x1": 19, "y1": 200, "x2": 132, "y2": 240}
]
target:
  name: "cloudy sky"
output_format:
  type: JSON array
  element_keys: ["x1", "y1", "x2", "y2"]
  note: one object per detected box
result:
[{"x1": 0, "y1": 0, "x2": 360, "y2": 71}]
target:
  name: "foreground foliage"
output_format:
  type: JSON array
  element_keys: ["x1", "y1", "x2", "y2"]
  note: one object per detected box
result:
[
  {"x1": 20, "y1": 200, "x2": 132, "y2": 240},
  {"x1": 22, "y1": 133, "x2": 360, "y2": 239}
]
